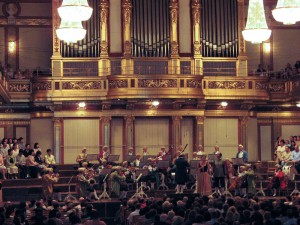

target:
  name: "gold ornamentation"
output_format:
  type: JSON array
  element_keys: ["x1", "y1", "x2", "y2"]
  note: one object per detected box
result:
[
  {"x1": 9, "y1": 83, "x2": 31, "y2": 92},
  {"x1": 62, "y1": 81, "x2": 101, "y2": 90},
  {"x1": 33, "y1": 81, "x2": 52, "y2": 91},
  {"x1": 208, "y1": 81, "x2": 245, "y2": 89},
  {"x1": 255, "y1": 82, "x2": 268, "y2": 90},
  {"x1": 100, "y1": 0, "x2": 109, "y2": 24},
  {"x1": 47, "y1": 105, "x2": 62, "y2": 112},
  {"x1": 138, "y1": 79, "x2": 177, "y2": 88},
  {"x1": 187, "y1": 79, "x2": 202, "y2": 88},
  {"x1": 172, "y1": 116, "x2": 182, "y2": 123},
  {"x1": 100, "y1": 41, "x2": 108, "y2": 55},
  {"x1": 124, "y1": 115, "x2": 135, "y2": 124},
  {"x1": 192, "y1": 0, "x2": 200, "y2": 25},
  {"x1": 124, "y1": 41, "x2": 131, "y2": 57},
  {"x1": 171, "y1": 43, "x2": 179, "y2": 56},
  {"x1": 52, "y1": 0, "x2": 60, "y2": 54},
  {"x1": 269, "y1": 83, "x2": 285, "y2": 92},
  {"x1": 109, "y1": 80, "x2": 128, "y2": 89},
  {"x1": 237, "y1": 0, "x2": 245, "y2": 54},
  {"x1": 53, "y1": 118, "x2": 63, "y2": 124},
  {"x1": 195, "y1": 116, "x2": 204, "y2": 124},
  {"x1": 170, "y1": 0, "x2": 179, "y2": 24},
  {"x1": 193, "y1": 41, "x2": 201, "y2": 55},
  {"x1": 100, "y1": 116, "x2": 111, "y2": 124}
]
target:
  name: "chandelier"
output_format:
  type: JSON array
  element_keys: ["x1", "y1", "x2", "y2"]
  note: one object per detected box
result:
[
  {"x1": 272, "y1": 0, "x2": 300, "y2": 25},
  {"x1": 242, "y1": 0, "x2": 272, "y2": 44},
  {"x1": 56, "y1": 20, "x2": 86, "y2": 43},
  {"x1": 58, "y1": 0, "x2": 93, "y2": 22}
]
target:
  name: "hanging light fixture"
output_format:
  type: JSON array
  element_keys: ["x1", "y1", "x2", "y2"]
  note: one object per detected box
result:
[
  {"x1": 272, "y1": 0, "x2": 300, "y2": 25},
  {"x1": 242, "y1": 0, "x2": 272, "y2": 44},
  {"x1": 58, "y1": 0, "x2": 93, "y2": 21},
  {"x1": 56, "y1": 19, "x2": 86, "y2": 43}
]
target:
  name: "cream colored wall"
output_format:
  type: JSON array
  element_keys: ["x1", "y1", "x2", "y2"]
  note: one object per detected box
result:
[
  {"x1": 181, "y1": 117, "x2": 193, "y2": 160},
  {"x1": 15, "y1": 127, "x2": 27, "y2": 144},
  {"x1": 19, "y1": 3, "x2": 52, "y2": 17},
  {"x1": 273, "y1": 29, "x2": 300, "y2": 71},
  {"x1": 246, "y1": 42, "x2": 260, "y2": 74},
  {"x1": 281, "y1": 125, "x2": 300, "y2": 140},
  {"x1": 19, "y1": 28, "x2": 52, "y2": 71},
  {"x1": 247, "y1": 118, "x2": 258, "y2": 161},
  {"x1": 260, "y1": 125, "x2": 272, "y2": 161},
  {"x1": 111, "y1": 118, "x2": 123, "y2": 161},
  {"x1": 135, "y1": 118, "x2": 169, "y2": 155},
  {"x1": 179, "y1": 0, "x2": 191, "y2": 54},
  {"x1": 0, "y1": 28, "x2": 4, "y2": 65},
  {"x1": 30, "y1": 119, "x2": 53, "y2": 155},
  {"x1": 204, "y1": 118, "x2": 238, "y2": 160},
  {"x1": 0, "y1": 127, "x2": 4, "y2": 140},
  {"x1": 109, "y1": 0, "x2": 122, "y2": 53},
  {"x1": 64, "y1": 119, "x2": 99, "y2": 164}
]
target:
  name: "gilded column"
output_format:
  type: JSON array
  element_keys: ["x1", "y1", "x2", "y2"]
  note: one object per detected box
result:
[
  {"x1": 237, "y1": 0, "x2": 248, "y2": 76},
  {"x1": 100, "y1": 116, "x2": 111, "y2": 149},
  {"x1": 169, "y1": 0, "x2": 180, "y2": 74},
  {"x1": 99, "y1": 0, "x2": 110, "y2": 76},
  {"x1": 124, "y1": 116, "x2": 135, "y2": 158},
  {"x1": 194, "y1": 116, "x2": 204, "y2": 150},
  {"x1": 192, "y1": 0, "x2": 202, "y2": 75},
  {"x1": 171, "y1": 116, "x2": 182, "y2": 152},
  {"x1": 53, "y1": 118, "x2": 63, "y2": 163}
]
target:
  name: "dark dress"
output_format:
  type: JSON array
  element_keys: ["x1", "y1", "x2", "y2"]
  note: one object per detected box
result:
[{"x1": 174, "y1": 156, "x2": 189, "y2": 185}]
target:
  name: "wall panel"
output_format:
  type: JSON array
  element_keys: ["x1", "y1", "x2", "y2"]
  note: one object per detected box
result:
[
  {"x1": 204, "y1": 118, "x2": 238, "y2": 159},
  {"x1": 64, "y1": 119, "x2": 99, "y2": 164},
  {"x1": 246, "y1": 42, "x2": 260, "y2": 74},
  {"x1": 247, "y1": 118, "x2": 258, "y2": 161},
  {"x1": 109, "y1": 0, "x2": 122, "y2": 53},
  {"x1": 0, "y1": 28, "x2": 4, "y2": 65},
  {"x1": 281, "y1": 125, "x2": 300, "y2": 140},
  {"x1": 135, "y1": 117, "x2": 169, "y2": 155},
  {"x1": 30, "y1": 119, "x2": 53, "y2": 155},
  {"x1": 0, "y1": 127, "x2": 5, "y2": 140},
  {"x1": 111, "y1": 118, "x2": 123, "y2": 161},
  {"x1": 15, "y1": 127, "x2": 27, "y2": 144},
  {"x1": 260, "y1": 125, "x2": 272, "y2": 161},
  {"x1": 179, "y1": 0, "x2": 191, "y2": 54},
  {"x1": 181, "y1": 117, "x2": 193, "y2": 160}
]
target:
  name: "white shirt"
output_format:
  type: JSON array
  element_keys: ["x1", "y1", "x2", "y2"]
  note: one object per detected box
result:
[
  {"x1": 197, "y1": 151, "x2": 204, "y2": 156},
  {"x1": 238, "y1": 151, "x2": 244, "y2": 158},
  {"x1": 277, "y1": 145, "x2": 285, "y2": 153}
]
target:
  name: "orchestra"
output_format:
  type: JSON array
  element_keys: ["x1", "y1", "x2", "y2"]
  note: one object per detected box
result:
[{"x1": 73, "y1": 143, "x2": 298, "y2": 200}]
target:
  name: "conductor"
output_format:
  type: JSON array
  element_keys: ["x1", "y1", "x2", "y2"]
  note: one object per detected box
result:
[{"x1": 174, "y1": 152, "x2": 190, "y2": 194}]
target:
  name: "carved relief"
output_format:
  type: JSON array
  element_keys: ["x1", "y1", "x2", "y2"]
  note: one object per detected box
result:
[
  {"x1": 9, "y1": 83, "x2": 31, "y2": 92},
  {"x1": 269, "y1": 83, "x2": 285, "y2": 92},
  {"x1": 193, "y1": 41, "x2": 201, "y2": 55},
  {"x1": 33, "y1": 81, "x2": 52, "y2": 91},
  {"x1": 195, "y1": 116, "x2": 204, "y2": 124},
  {"x1": 237, "y1": 0, "x2": 245, "y2": 54},
  {"x1": 138, "y1": 79, "x2": 177, "y2": 88},
  {"x1": 62, "y1": 81, "x2": 101, "y2": 90},
  {"x1": 109, "y1": 80, "x2": 128, "y2": 89},
  {"x1": 124, "y1": 115, "x2": 135, "y2": 124},
  {"x1": 171, "y1": 42, "x2": 179, "y2": 56},
  {"x1": 100, "y1": 116, "x2": 111, "y2": 124},
  {"x1": 208, "y1": 81, "x2": 245, "y2": 89},
  {"x1": 192, "y1": 0, "x2": 200, "y2": 25},
  {"x1": 255, "y1": 82, "x2": 268, "y2": 90},
  {"x1": 100, "y1": 0, "x2": 109, "y2": 24},
  {"x1": 187, "y1": 79, "x2": 202, "y2": 88},
  {"x1": 52, "y1": 0, "x2": 60, "y2": 54},
  {"x1": 172, "y1": 116, "x2": 182, "y2": 123}
]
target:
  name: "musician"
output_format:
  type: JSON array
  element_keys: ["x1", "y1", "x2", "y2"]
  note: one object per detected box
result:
[
  {"x1": 44, "y1": 149, "x2": 58, "y2": 173},
  {"x1": 197, "y1": 154, "x2": 212, "y2": 196},
  {"x1": 110, "y1": 166, "x2": 126, "y2": 198},
  {"x1": 128, "y1": 147, "x2": 134, "y2": 156},
  {"x1": 98, "y1": 146, "x2": 110, "y2": 163},
  {"x1": 174, "y1": 152, "x2": 190, "y2": 194},
  {"x1": 76, "y1": 148, "x2": 88, "y2": 167},
  {"x1": 281, "y1": 145, "x2": 292, "y2": 165},
  {"x1": 214, "y1": 145, "x2": 221, "y2": 155},
  {"x1": 276, "y1": 140, "x2": 286, "y2": 163},
  {"x1": 131, "y1": 155, "x2": 141, "y2": 167},
  {"x1": 6, "y1": 149, "x2": 18, "y2": 179},
  {"x1": 196, "y1": 145, "x2": 204, "y2": 156},
  {"x1": 192, "y1": 152, "x2": 199, "y2": 160},
  {"x1": 142, "y1": 147, "x2": 149, "y2": 156},
  {"x1": 267, "y1": 165, "x2": 287, "y2": 196},
  {"x1": 224, "y1": 159, "x2": 235, "y2": 184},
  {"x1": 292, "y1": 145, "x2": 300, "y2": 173},
  {"x1": 42, "y1": 168, "x2": 59, "y2": 201},
  {"x1": 229, "y1": 166, "x2": 247, "y2": 196},
  {"x1": 77, "y1": 167, "x2": 89, "y2": 197},
  {"x1": 148, "y1": 158, "x2": 159, "y2": 189},
  {"x1": 236, "y1": 144, "x2": 248, "y2": 163},
  {"x1": 213, "y1": 153, "x2": 227, "y2": 194}
]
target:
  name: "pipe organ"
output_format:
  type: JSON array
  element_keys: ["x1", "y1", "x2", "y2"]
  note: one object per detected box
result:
[
  {"x1": 60, "y1": 0, "x2": 101, "y2": 57},
  {"x1": 131, "y1": 0, "x2": 170, "y2": 57},
  {"x1": 200, "y1": 0, "x2": 239, "y2": 57}
]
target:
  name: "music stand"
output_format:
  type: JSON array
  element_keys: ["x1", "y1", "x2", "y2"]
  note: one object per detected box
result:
[
  {"x1": 190, "y1": 168, "x2": 199, "y2": 194},
  {"x1": 87, "y1": 154, "x2": 99, "y2": 164},
  {"x1": 232, "y1": 158, "x2": 244, "y2": 165},
  {"x1": 139, "y1": 161, "x2": 149, "y2": 168},
  {"x1": 142, "y1": 155, "x2": 156, "y2": 162},
  {"x1": 208, "y1": 154, "x2": 217, "y2": 161},
  {"x1": 98, "y1": 168, "x2": 112, "y2": 200},
  {"x1": 157, "y1": 160, "x2": 170, "y2": 190},
  {"x1": 108, "y1": 155, "x2": 120, "y2": 162},
  {"x1": 64, "y1": 176, "x2": 77, "y2": 202},
  {"x1": 131, "y1": 169, "x2": 149, "y2": 199},
  {"x1": 190, "y1": 160, "x2": 200, "y2": 168},
  {"x1": 125, "y1": 155, "x2": 136, "y2": 162}
]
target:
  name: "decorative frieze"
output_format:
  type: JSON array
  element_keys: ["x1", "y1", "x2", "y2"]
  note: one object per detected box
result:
[
  {"x1": 109, "y1": 80, "x2": 128, "y2": 89},
  {"x1": 33, "y1": 81, "x2": 52, "y2": 91},
  {"x1": 9, "y1": 83, "x2": 31, "y2": 92},
  {"x1": 208, "y1": 81, "x2": 245, "y2": 89},
  {"x1": 255, "y1": 82, "x2": 268, "y2": 90},
  {"x1": 62, "y1": 81, "x2": 101, "y2": 90},
  {"x1": 187, "y1": 79, "x2": 202, "y2": 88},
  {"x1": 269, "y1": 83, "x2": 285, "y2": 92},
  {"x1": 138, "y1": 79, "x2": 177, "y2": 88}
]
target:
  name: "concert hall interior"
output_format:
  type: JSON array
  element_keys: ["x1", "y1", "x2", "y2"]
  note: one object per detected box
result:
[{"x1": 0, "y1": 0, "x2": 300, "y2": 224}]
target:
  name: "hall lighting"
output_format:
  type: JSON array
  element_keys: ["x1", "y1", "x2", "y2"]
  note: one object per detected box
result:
[
  {"x1": 78, "y1": 101, "x2": 86, "y2": 109},
  {"x1": 242, "y1": 0, "x2": 271, "y2": 44},
  {"x1": 220, "y1": 101, "x2": 228, "y2": 107},
  {"x1": 58, "y1": 0, "x2": 93, "y2": 22},
  {"x1": 152, "y1": 100, "x2": 160, "y2": 106},
  {"x1": 296, "y1": 102, "x2": 300, "y2": 108},
  {"x1": 272, "y1": 0, "x2": 300, "y2": 25},
  {"x1": 8, "y1": 41, "x2": 16, "y2": 53},
  {"x1": 56, "y1": 20, "x2": 86, "y2": 43}
]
